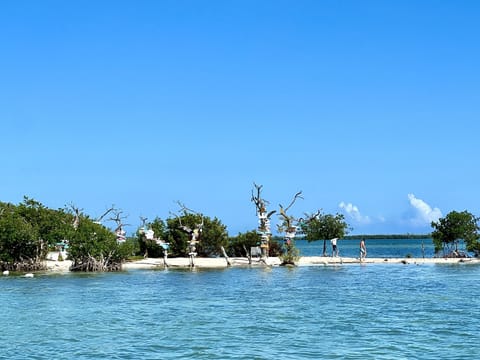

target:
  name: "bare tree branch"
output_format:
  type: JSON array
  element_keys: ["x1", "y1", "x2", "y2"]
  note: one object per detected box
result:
[
  {"x1": 109, "y1": 210, "x2": 130, "y2": 232},
  {"x1": 175, "y1": 200, "x2": 200, "y2": 215},
  {"x1": 284, "y1": 191, "x2": 304, "y2": 213},
  {"x1": 68, "y1": 202, "x2": 83, "y2": 230},
  {"x1": 278, "y1": 191, "x2": 304, "y2": 231},
  {"x1": 302, "y1": 209, "x2": 322, "y2": 224},
  {"x1": 96, "y1": 205, "x2": 116, "y2": 223},
  {"x1": 139, "y1": 216, "x2": 148, "y2": 228}
]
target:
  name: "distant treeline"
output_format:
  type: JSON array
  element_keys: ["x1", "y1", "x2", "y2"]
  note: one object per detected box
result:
[
  {"x1": 286, "y1": 234, "x2": 432, "y2": 241},
  {"x1": 345, "y1": 234, "x2": 431, "y2": 240}
]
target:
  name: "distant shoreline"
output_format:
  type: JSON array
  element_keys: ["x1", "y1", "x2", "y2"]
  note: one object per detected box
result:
[{"x1": 293, "y1": 235, "x2": 432, "y2": 241}]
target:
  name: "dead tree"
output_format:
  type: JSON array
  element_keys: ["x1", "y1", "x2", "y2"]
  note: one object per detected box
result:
[
  {"x1": 109, "y1": 210, "x2": 129, "y2": 243},
  {"x1": 175, "y1": 202, "x2": 204, "y2": 267},
  {"x1": 251, "y1": 183, "x2": 276, "y2": 220},
  {"x1": 95, "y1": 205, "x2": 116, "y2": 224},
  {"x1": 277, "y1": 191, "x2": 303, "y2": 235},
  {"x1": 139, "y1": 216, "x2": 148, "y2": 229},
  {"x1": 221, "y1": 246, "x2": 232, "y2": 266},
  {"x1": 277, "y1": 191, "x2": 303, "y2": 265},
  {"x1": 251, "y1": 183, "x2": 276, "y2": 260},
  {"x1": 68, "y1": 203, "x2": 83, "y2": 230}
]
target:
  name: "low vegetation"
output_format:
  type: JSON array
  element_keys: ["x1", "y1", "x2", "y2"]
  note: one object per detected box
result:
[{"x1": 1, "y1": 194, "x2": 479, "y2": 272}]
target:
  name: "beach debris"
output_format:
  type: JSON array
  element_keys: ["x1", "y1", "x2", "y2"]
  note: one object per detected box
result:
[{"x1": 221, "y1": 246, "x2": 232, "y2": 266}]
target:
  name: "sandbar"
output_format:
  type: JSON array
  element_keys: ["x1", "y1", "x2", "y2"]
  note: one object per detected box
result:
[{"x1": 42, "y1": 255, "x2": 479, "y2": 273}]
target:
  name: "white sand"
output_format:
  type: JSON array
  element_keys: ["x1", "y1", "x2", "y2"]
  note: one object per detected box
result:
[
  {"x1": 122, "y1": 255, "x2": 479, "y2": 270},
  {"x1": 43, "y1": 253, "x2": 479, "y2": 273}
]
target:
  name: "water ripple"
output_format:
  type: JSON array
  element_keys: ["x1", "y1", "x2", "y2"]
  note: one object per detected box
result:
[{"x1": 1, "y1": 265, "x2": 480, "y2": 359}]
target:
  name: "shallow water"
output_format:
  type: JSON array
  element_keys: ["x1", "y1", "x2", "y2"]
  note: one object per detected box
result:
[
  {"x1": 296, "y1": 238, "x2": 439, "y2": 258},
  {"x1": 1, "y1": 260, "x2": 480, "y2": 359}
]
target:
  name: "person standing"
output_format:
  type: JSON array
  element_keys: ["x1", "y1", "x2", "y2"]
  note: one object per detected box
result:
[
  {"x1": 360, "y1": 238, "x2": 367, "y2": 261},
  {"x1": 330, "y1": 238, "x2": 339, "y2": 257}
]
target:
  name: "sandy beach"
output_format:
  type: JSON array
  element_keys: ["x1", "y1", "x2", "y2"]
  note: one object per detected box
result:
[{"x1": 44, "y1": 254, "x2": 480, "y2": 273}]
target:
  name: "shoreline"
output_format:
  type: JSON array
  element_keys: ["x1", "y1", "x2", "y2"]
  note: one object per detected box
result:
[{"x1": 43, "y1": 255, "x2": 480, "y2": 273}]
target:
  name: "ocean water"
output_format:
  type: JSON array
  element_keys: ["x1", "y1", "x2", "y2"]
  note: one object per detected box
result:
[
  {"x1": 296, "y1": 238, "x2": 440, "y2": 258},
  {"x1": 1, "y1": 241, "x2": 479, "y2": 359}
]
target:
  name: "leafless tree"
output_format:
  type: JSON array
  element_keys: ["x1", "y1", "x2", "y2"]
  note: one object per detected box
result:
[
  {"x1": 109, "y1": 210, "x2": 129, "y2": 234},
  {"x1": 301, "y1": 209, "x2": 322, "y2": 224},
  {"x1": 251, "y1": 182, "x2": 276, "y2": 219},
  {"x1": 95, "y1": 205, "x2": 116, "y2": 224},
  {"x1": 68, "y1": 202, "x2": 83, "y2": 230},
  {"x1": 139, "y1": 216, "x2": 148, "y2": 229},
  {"x1": 175, "y1": 201, "x2": 204, "y2": 267},
  {"x1": 277, "y1": 191, "x2": 303, "y2": 233}
]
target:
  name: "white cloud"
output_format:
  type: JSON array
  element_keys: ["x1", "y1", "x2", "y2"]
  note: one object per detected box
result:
[
  {"x1": 407, "y1": 193, "x2": 442, "y2": 225},
  {"x1": 339, "y1": 201, "x2": 371, "y2": 224}
]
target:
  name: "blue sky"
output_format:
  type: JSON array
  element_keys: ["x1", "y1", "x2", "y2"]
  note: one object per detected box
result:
[{"x1": 1, "y1": 1, "x2": 479, "y2": 236}]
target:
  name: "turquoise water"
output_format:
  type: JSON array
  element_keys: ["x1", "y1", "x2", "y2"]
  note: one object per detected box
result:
[
  {"x1": 1, "y1": 241, "x2": 480, "y2": 359},
  {"x1": 296, "y1": 238, "x2": 440, "y2": 258}
]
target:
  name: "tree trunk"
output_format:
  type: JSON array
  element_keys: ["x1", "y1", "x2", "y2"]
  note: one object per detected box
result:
[
  {"x1": 220, "y1": 246, "x2": 231, "y2": 266},
  {"x1": 243, "y1": 245, "x2": 252, "y2": 265}
]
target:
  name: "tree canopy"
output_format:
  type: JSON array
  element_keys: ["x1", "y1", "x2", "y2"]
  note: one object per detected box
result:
[
  {"x1": 431, "y1": 210, "x2": 480, "y2": 256},
  {"x1": 0, "y1": 198, "x2": 72, "y2": 271},
  {"x1": 165, "y1": 212, "x2": 228, "y2": 257},
  {"x1": 300, "y1": 211, "x2": 350, "y2": 256},
  {"x1": 301, "y1": 212, "x2": 350, "y2": 241},
  {"x1": 0, "y1": 198, "x2": 130, "y2": 271}
]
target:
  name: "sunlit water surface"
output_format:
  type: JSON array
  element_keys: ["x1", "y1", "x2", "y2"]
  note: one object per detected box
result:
[{"x1": 1, "y1": 240, "x2": 479, "y2": 359}]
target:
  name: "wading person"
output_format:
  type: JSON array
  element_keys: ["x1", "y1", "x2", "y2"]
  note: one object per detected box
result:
[
  {"x1": 330, "y1": 238, "x2": 339, "y2": 257},
  {"x1": 360, "y1": 238, "x2": 367, "y2": 261}
]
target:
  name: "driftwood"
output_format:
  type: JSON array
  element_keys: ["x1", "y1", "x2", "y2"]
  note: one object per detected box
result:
[
  {"x1": 220, "y1": 246, "x2": 232, "y2": 266},
  {"x1": 243, "y1": 244, "x2": 252, "y2": 265},
  {"x1": 163, "y1": 253, "x2": 169, "y2": 268}
]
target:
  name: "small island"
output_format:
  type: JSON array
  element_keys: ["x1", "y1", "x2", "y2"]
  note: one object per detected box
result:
[{"x1": 1, "y1": 189, "x2": 479, "y2": 275}]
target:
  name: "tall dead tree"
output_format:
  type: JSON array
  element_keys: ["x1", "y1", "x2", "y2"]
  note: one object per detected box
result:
[
  {"x1": 95, "y1": 205, "x2": 116, "y2": 224},
  {"x1": 175, "y1": 201, "x2": 204, "y2": 267},
  {"x1": 68, "y1": 203, "x2": 83, "y2": 230},
  {"x1": 277, "y1": 191, "x2": 303, "y2": 265},
  {"x1": 251, "y1": 183, "x2": 276, "y2": 261},
  {"x1": 277, "y1": 191, "x2": 303, "y2": 237},
  {"x1": 139, "y1": 216, "x2": 148, "y2": 229},
  {"x1": 109, "y1": 210, "x2": 129, "y2": 243}
]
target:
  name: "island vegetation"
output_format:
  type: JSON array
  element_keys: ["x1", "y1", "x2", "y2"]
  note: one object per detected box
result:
[{"x1": 0, "y1": 188, "x2": 479, "y2": 272}]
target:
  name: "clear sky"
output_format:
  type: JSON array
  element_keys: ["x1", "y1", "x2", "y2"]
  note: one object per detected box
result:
[{"x1": 1, "y1": 1, "x2": 479, "y2": 236}]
